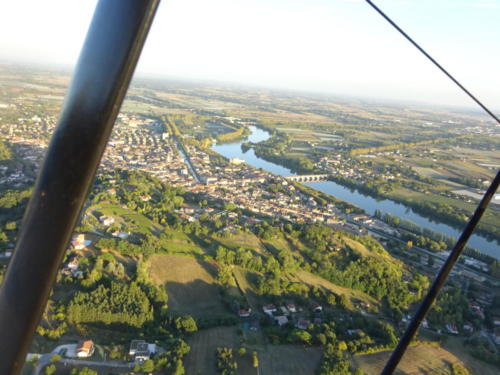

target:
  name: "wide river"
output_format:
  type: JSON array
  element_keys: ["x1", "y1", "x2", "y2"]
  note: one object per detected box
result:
[{"x1": 212, "y1": 126, "x2": 500, "y2": 259}]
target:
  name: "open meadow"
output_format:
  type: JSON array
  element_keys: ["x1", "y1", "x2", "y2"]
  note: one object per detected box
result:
[{"x1": 148, "y1": 254, "x2": 229, "y2": 317}]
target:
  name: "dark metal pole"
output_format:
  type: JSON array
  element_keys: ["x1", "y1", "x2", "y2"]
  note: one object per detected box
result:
[
  {"x1": 0, "y1": 1, "x2": 160, "y2": 373},
  {"x1": 381, "y1": 170, "x2": 500, "y2": 375}
]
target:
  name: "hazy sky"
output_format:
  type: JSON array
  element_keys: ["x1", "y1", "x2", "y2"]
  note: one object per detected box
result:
[{"x1": 0, "y1": 0, "x2": 499, "y2": 109}]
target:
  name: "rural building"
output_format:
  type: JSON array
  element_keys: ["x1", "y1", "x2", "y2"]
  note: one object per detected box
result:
[
  {"x1": 129, "y1": 339, "x2": 157, "y2": 362},
  {"x1": 76, "y1": 340, "x2": 94, "y2": 358}
]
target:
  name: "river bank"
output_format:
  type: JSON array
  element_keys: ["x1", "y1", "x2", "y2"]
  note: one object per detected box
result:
[{"x1": 212, "y1": 126, "x2": 500, "y2": 259}]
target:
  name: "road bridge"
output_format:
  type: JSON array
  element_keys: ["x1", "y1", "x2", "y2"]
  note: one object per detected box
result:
[{"x1": 285, "y1": 174, "x2": 329, "y2": 182}]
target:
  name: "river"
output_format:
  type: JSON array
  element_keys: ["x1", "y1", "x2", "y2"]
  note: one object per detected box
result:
[{"x1": 212, "y1": 126, "x2": 500, "y2": 259}]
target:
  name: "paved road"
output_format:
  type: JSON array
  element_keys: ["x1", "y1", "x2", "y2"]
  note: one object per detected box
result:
[
  {"x1": 61, "y1": 358, "x2": 134, "y2": 368},
  {"x1": 30, "y1": 353, "x2": 133, "y2": 375}
]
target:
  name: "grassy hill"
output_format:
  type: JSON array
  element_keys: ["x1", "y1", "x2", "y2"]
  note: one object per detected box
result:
[
  {"x1": 294, "y1": 270, "x2": 379, "y2": 312},
  {"x1": 352, "y1": 344, "x2": 476, "y2": 375}
]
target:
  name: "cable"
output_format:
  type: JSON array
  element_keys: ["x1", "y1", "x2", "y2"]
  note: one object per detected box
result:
[
  {"x1": 365, "y1": 0, "x2": 500, "y2": 125},
  {"x1": 380, "y1": 170, "x2": 500, "y2": 374}
]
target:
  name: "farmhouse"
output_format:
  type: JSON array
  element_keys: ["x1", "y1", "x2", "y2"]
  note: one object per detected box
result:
[{"x1": 76, "y1": 340, "x2": 94, "y2": 358}]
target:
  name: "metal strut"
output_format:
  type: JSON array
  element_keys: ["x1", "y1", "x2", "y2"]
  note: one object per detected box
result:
[
  {"x1": 0, "y1": 1, "x2": 160, "y2": 373},
  {"x1": 381, "y1": 170, "x2": 500, "y2": 375}
]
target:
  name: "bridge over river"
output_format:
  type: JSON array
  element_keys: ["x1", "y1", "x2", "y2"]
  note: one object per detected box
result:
[{"x1": 285, "y1": 174, "x2": 329, "y2": 182}]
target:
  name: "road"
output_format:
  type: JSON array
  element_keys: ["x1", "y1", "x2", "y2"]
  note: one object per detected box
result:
[{"x1": 30, "y1": 353, "x2": 133, "y2": 375}]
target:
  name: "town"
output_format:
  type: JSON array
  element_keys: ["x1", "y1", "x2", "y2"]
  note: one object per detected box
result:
[{"x1": 1, "y1": 67, "x2": 499, "y2": 375}]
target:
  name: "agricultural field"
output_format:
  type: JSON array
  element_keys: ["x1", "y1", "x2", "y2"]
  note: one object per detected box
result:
[
  {"x1": 258, "y1": 345, "x2": 323, "y2": 375},
  {"x1": 185, "y1": 327, "x2": 241, "y2": 375},
  {"x1": 186, "y1": 326, "x2": 322, "y2": 375},
  {"x1": 148, "y1": 255, "x2": 229, "y2": 317}
]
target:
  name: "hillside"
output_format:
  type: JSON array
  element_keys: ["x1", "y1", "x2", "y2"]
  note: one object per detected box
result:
[{"x1": 352, "y1": 344, "x2": 484, "y2": 375}]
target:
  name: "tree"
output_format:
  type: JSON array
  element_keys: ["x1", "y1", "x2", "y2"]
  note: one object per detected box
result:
[
  {"x1": 252, "y1": 351, "x2": 259, "y2": 368},
  {"x1": 70, "y1": 368, "x2": 98, "y2": 375},
  {"x1": 44, "y1": 365, "x2": 56, "y2": 375},
  {"x1": 172, "y1": 359, "x2": 185, "y2": 375},
  {"x1": 141, "y1": 360, "x2": 155, "y2": 373},
  {"x1": 337, "y1": 341, "x2": 348, "y2": 351},
  {"x1": 175, "y1": 315, "x2": 198, "y2": 333},
  {"x1": 291, "y1": 330, "x2": 312, "y2": 345}
]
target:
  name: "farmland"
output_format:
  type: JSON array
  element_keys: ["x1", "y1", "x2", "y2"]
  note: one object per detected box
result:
[
  {"x1": 148, "y1": 254, "x2": 229, "y2": 318},
  {"x1": 186, "y1": 326, "x2": 323, "y2": 375}
]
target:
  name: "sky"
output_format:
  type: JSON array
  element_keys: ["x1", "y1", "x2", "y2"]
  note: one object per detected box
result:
[{"x1": 0, "y1": 0, "x2": 499, "y2": 110}]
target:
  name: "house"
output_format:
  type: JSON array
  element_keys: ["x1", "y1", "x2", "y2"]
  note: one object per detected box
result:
[
  {"x1": 99, "y1": 215, "x2": 115, "y2": 226},
  {"x1": 76, "y1": 340, "x2": 94, "y2": 358},
  {"x1": 263, "y1": 304, "x2": 277, "y2": 315},
  {"x1": 129, "y1": 340, "x2": 157, "y2": 362},
  {"x1": 446, "y1": 324, "x2": 459, "y2": 335},
  {"x1": 311, "y1": 301, "x2": 322, "y2": 313},
  {"x1": 275, "y1": 315, "x2": 288, "y2": 327},
  {"x1": 296, "y1": 319, "x2": 310, "y2": 330},
  {"x1": 239, "y1": 308, "x2": 252, "y2": 318},
  {"x1": 129, "y1": 340, "x2": 146, "y2": 356},
  {"x1": 279, "y1": 306, "x2": 289, "y2": 316},
  {"x1": 286, "y1": 303, "x2": 297, "y2": 313},
  {"x1": 71, "y1": 234, "x2": 87, "y2": 250},
  {"x1": 463, "y1": 322, "x2": 473, "y2": 333},
  {"x1": 67, "y1": 256, "x2": 80, "y2": 271},
  {"x1": 492, "y1": 317, "x2": 500, "y2": 326}
]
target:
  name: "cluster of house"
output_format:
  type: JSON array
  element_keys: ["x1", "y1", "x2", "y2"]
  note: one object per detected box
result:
[
  {"x1": 60, "y1": 255, "x2": 82, "y2": 277},
  {"x1": 261, "y1": 302, "x2": 322, "y2": 329},
  {"x1": 316, "y1": 155, "x2": 401, "y2": 185},
  {"x1": 0, "y1": 112, "x2": 55, "y2": 186},
  {"x1": 100, "y1": 116, "x2": 195, "y2": 186},
  {"x1": 60, "y1": 234, "x2": 93, "y2": 277},
  {"x1": 190, "y1": 171, "x2": 346, "y2": 226}
]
